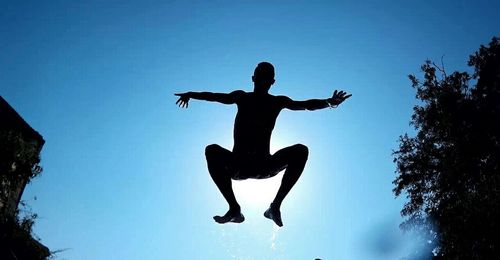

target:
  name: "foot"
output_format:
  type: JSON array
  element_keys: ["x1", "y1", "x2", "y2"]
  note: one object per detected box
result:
[
  {"x1": 264, "y1": 205, "x2": 283, "y2": 227},
  {"x1": 213, "y1": 209, "x2": 245, "y2": 224}
]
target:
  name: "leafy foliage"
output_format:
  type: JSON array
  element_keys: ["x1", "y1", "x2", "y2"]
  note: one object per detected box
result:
[
  {"x1": 0, "y1": 130, "x2": 43, "y2": 183},
  {"x1": 0, "y1": 130, "x2": 42, "y2": 223},
  {"x1": 393, "y1": 37, "x2": 500, "y2": 258},
  {"x1": 0, "y1": 130, "x2": 48, "y2": 259}
]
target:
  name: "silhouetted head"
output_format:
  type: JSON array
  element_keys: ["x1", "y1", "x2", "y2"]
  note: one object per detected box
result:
[{"x1": 252, "y1": 62, "x2": 275, "y2": 93}]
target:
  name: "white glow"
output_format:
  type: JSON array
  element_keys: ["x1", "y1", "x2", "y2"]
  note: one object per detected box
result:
[{"x1": 233, "y1": 174, "x2": 283, "y2": 207}]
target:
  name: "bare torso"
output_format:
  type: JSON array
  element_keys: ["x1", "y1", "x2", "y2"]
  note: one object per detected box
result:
[{"x1": 232, "y1": 92, "x2": 283, "y2": 158}]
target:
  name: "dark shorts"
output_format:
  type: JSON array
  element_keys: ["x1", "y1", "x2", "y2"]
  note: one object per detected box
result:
[{"x1": 228, "y1": 153, "x2": 287, "y2": 180}]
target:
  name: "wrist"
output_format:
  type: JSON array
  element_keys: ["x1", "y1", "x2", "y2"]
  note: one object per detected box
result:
[{"x1": 326, "y1": 99, "x2": 338, "y2": 108}]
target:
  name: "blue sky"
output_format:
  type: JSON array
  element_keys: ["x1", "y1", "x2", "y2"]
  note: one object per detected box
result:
[{"x1": 1, "y1": 1, "x2": 499, "y2": 259}]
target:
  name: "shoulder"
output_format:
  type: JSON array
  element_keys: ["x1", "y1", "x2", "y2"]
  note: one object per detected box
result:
[
  {"x1": 230, "y1": 90, "x2": 246, "y2": 96},
  {"x1": 275, "y1": 95, "x2": 293, "y2": 105},
  {"x1": 229, "y1": 90, "x2": 247, "y2": 103},
  {"x1": 264, "y1": 95, "x2": 291, "y2": 109},
  {"x1": 275, "y1": 95, "x2": 292, "y2": 101}
]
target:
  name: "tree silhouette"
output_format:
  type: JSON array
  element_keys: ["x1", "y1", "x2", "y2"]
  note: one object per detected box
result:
[{"x1": 393, "y1": 37, "x2": 500, "y2": 259}]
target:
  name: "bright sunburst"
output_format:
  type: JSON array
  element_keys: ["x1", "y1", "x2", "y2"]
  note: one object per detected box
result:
[{"x1": 232, "y1": 174, "x2": 283, "y2": 207}]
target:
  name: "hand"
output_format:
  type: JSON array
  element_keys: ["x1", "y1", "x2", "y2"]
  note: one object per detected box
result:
[
  {"x1": 327, "y1": 90, "x2": 352, "y2": 108},
  {"x1": 175, "y1": 92, "x2": 190, "y2": 108}
]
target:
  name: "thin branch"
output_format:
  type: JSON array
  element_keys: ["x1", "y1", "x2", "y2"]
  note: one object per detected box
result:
[{"x1": 432, "y1": 55, "x2": 447, "y2": 78}]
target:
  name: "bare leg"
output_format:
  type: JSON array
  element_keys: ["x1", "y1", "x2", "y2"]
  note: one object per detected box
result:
[
  {"x1": 205, "y1": 144, "x2": 244, "y2": 224},
  {"x1": 264, "y1": 144, "x2": 309, "y2": 226}
]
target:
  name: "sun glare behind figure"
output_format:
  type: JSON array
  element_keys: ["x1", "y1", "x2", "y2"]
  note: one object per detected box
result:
[{"x1": 232, "y1": 173, "x2": 283, "y2": 207}]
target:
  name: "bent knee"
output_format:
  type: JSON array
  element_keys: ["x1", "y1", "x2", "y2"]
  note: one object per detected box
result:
[
  {"x1": 292, "y1": 144, "x2": 309, "y2": 159},
  {"x1": 205, "y1": 144, "x2": 222, "y2": 157}
]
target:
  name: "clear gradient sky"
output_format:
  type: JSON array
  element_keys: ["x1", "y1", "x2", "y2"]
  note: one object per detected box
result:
[{"x1": 1, "y1": 1, "x2": 499, "y2": 259}]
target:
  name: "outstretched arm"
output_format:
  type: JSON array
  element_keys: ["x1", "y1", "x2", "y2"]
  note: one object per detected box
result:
[
  {"x1": 175, "y1": 90, "x2": 244, "y2": 108},
  {"x1": 281, "y1": 90, "x2": 352, "y2": 111}
]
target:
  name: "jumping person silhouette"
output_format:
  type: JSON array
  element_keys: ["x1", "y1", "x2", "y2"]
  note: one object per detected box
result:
[{"x1": 175, "y1": 62, "x2": 351, "y2": 227}]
